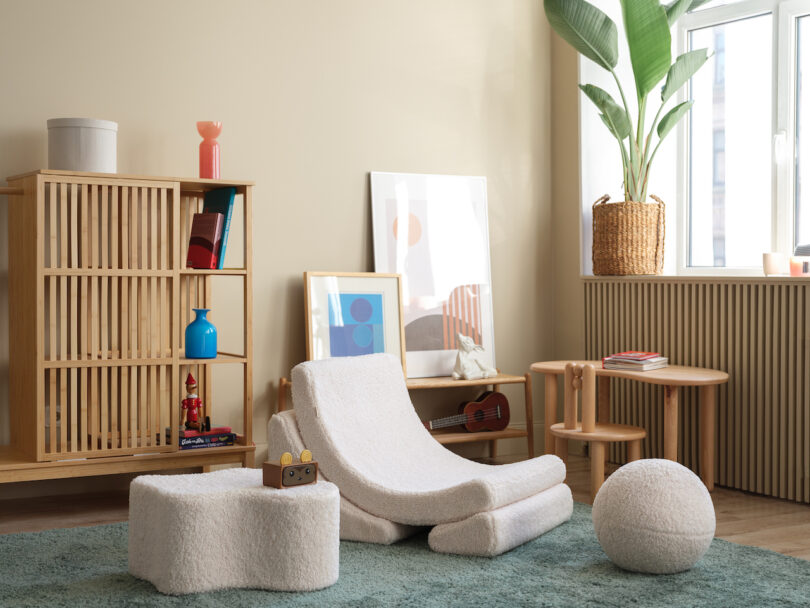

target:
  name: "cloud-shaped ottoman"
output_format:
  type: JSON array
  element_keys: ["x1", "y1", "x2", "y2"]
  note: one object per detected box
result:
[{"x1": 129, "y1": 468, "x2": 340, "y2": 594}]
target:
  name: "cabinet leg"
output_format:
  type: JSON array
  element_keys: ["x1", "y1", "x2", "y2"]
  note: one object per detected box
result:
[
  {"x1": 243, "y1": 451, "x2": 255, "y2": 468},
  {"x1": 489, "y1": 439, "x2": 497, "y2": 460}
]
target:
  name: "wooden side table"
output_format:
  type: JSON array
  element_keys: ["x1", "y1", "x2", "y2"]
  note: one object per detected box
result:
[{"x1": 530, "y1": 361, "x2": 729, "y2": 490}]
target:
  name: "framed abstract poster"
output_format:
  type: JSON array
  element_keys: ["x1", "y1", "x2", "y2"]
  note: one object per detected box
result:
[
  {"x1": 370, "y1": 172, "x2": 495, "y2": 378},
  {"x1": 304, "y1": 272, "x2": 406, "y2": 374}
]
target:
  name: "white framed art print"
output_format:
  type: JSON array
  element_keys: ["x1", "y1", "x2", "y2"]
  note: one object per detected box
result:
[{"x1": 370, "y1": 172, "x2": 495, "y2": 378}]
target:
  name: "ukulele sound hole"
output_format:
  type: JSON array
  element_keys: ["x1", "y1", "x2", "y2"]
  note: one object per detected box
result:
[{"x1": 474, "y1": 410, "x2": 485, "y2": 422}]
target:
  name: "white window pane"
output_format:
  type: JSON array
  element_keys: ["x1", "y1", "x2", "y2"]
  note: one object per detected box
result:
[
  {"x1": 796, "y1": 16, "x2": 810, "y2": 247},
  {"x1": 690, "y1": 0, "x2": 742, "y2": 12},
  {"x1": 689, "y1": 15, "x2": 773, "y2": 267}
]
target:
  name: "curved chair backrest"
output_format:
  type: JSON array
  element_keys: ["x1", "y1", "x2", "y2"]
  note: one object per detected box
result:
[{"x1": 563, "y1": 362, "x2": 597, "y2": 434}]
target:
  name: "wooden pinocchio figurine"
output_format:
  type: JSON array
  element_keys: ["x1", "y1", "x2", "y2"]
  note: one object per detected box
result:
[{"x1": 182, "y1": 373, "x2": 204, "y2": 431}]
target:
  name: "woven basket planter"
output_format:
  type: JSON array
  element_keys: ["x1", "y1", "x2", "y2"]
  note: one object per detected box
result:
[{"x1": 592, "y1": 195, "x2": 665, "y2": 275}]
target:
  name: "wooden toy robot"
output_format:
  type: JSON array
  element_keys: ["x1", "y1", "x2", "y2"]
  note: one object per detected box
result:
[{"x1": 263, "y1": 450, "x2": 318, "y2": 488}]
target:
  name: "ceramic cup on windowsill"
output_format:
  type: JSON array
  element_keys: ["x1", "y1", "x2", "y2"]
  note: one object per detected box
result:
[{"x1": 763, "y1": 252, "x2": 788, "y2": 276}]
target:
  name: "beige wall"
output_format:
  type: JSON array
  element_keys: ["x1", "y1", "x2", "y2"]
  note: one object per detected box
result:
[
  {"x1": 550, "y1": 37, "x2": 585, "y2": 362},
  {"x1": 0, "y1": 0, "x2": 556, "y2": 497}
]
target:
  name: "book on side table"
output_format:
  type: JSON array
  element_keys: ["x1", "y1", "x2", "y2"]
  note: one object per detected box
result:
[{"x1": 602, "y1": 351, "x2": 668, "y2": 371}]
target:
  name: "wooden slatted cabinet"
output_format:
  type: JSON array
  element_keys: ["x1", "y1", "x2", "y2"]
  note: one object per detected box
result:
[{"x1": 2, "y1": 170, "x2": 254, "y2": 482}]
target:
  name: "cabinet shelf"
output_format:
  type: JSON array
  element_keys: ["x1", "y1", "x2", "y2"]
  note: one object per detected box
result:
[
  {"x1": 0, "y1": 444, "x2": 256, "y2": 483},
  {"x1": 179, "y1": 353, "x2": 247, "y2": 365}
]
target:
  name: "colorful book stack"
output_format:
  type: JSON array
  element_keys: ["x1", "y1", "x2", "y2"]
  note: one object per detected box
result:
[
  {"x1": 602, "y1": 351, "x2": 668, "y2": 371},
  {"x1": 185, "y1": 187, "x2": 237, "y2": 269},
  {"x1": 166, "y1": 427, "x2": 237, "y2": 450}
]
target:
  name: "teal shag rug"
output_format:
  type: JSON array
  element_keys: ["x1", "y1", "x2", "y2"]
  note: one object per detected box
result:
[{"x1": 1, "y1": 503, "x2": 808, "y2": 607}]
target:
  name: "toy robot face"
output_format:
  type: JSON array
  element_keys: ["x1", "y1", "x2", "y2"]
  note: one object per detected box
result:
[{"x1": 281, "y1": 464, "x2": 316, "y2": 487}]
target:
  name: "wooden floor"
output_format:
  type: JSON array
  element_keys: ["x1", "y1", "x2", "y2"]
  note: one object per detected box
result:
[{"x1": 0, "y1": 456, "x2": 809, "y2": 561}]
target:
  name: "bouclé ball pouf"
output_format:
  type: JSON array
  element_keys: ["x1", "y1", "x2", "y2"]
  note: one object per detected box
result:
[{"x1": 592, "y1": 459, "x2": 715, "y2": 574}]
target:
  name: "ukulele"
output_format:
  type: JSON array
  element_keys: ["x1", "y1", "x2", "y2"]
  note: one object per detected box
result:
[{"x1": 423, "y1": 391, "x2": 510, "y2": 433}]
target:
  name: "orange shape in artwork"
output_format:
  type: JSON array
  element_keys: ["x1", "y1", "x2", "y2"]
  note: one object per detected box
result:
[{"x1": 393, "y1": 213, "x2": 423, "y2": 247}]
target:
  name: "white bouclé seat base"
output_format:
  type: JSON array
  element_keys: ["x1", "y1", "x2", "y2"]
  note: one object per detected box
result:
[
  {"x1": 268, "y1": 408, "x2": 421, "y2": 545},
  {"x1": 129, "y1": 469, "x2": 340, "y2": 595}
]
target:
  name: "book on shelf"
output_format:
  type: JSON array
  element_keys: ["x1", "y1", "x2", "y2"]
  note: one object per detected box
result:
[
  {"x1": 603, "y1": 351, "x2": 668, "y2": 371},
  {"x1": 166, "y1": 427, "x2": 237, "y2": 449},
  {"x1": 202, "y1": 187, "x2": 236, "y2": 269},
  {"x1": 186, "y1": 212, "x2": 224, "y2": 269}
]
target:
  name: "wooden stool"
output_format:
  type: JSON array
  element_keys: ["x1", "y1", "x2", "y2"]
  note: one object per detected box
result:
[{"x1": 551, "y1": 362, "x2": 646, "y2": 500}]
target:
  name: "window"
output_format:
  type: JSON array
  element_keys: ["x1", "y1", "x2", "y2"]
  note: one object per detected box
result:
[{"x1": 678, "y1": 0, "x2": 810, "y2": 272}]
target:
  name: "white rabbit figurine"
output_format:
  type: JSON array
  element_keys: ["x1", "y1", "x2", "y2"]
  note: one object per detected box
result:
[{"x1": 452, "y1": 333, "x2": 498, "y2": 380}]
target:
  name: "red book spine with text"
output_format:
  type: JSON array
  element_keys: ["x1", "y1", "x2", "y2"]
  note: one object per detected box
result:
[{"x1": 186, "y1": 212, "x2": 224, "y2": 269}]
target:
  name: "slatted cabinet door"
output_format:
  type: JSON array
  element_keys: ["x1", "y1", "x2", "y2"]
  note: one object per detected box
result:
[{"x1": 41, "y1": 176, "x2": 178, "y2": 459}]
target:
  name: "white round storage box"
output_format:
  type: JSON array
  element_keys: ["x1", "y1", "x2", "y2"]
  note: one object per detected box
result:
[{"x1": 47, "y1": 118, "x2": 117, "y2": 173}]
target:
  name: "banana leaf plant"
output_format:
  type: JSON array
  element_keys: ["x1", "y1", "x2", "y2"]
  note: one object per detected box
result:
[{"x1": 545, "y1": 0, "x2": 710, "y2": 202}]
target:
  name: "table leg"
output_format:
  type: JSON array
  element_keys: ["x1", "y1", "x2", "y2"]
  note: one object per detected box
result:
[
  {"x1": 544, "y1": 373, "x2": 557, "y2": 455},
  {"x1": 598, "y1": 376, "x2": 610, "y2": 463},
  {"x1": 664, "y1": 385, "x2": 679, "y2": 461},
  {"x1": 699, "y1": 384, "x2": 716, "y2": 491}
]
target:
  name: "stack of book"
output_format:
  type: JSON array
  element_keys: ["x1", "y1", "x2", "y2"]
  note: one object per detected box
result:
[
  {"x1": 602, "y1": 351, "x2": 668, "y2": 371},
  {"x1": 166, "y1": 427, "x2": 237, "y2": 450},
  {"x1": 186, "y1": 187, "x2": 237, "y2": 269}
]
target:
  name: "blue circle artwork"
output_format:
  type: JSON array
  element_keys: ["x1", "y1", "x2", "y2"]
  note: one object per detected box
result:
[
  {"x1": 352, "y1": 324, "x2": 373, "y2": 348},
  {"x1": 328, "y1": 293, "x2": 384, "y2": 357},
  {"x1": 350, "y1": 297, "x2": 373, "y2": 323}
]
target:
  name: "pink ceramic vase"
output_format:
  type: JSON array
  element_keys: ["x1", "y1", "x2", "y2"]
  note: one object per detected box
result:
[{"x1": 197, "y1": 121, "x2": 222, "y2": 179}]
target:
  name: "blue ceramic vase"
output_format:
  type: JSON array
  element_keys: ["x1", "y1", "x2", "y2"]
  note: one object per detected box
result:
[{"x1": 185, "y1": 308, "x2": 217, "y2": 358}]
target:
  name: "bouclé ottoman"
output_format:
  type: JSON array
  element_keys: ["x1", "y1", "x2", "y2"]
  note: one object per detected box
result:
[{"x1": 128, "y1": 468, "x2": 339, "y2": 594}]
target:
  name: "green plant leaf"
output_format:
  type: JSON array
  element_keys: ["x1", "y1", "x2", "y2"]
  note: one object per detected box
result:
[
  {"x1": 620, "y1": 0, "x2": 671, "y2": 100},
  {"x1": 665, "y1": 0, "x2": 691, "y2": 25},
  {"x1": 665, "y1": 0, "x2": 714, "y2": 25},
  {"x1": 544, "y1": 0, "x2": 618, "y2": 70},
  {"x1": 661, "y1": 49, "x2": 709, "y2": 102},
  {"x1": 580, "y1": 84, "x2": 632, "y2": 139},
  {"x1": 657, "y1": 100, "x2": 694, "y2": 139}
]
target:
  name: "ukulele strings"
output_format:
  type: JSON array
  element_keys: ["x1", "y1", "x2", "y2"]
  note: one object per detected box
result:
[{"x1": 430, "y1": 408, "x2": 505, "y2": 429}]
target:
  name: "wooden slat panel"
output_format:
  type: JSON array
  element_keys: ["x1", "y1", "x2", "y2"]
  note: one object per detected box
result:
[
  {"x1": 59, "y1": 369, "x2": 67, "y2": 454},
  {"x1": 585, "y1": 279, "x2": 809, "y2": 504},
  {"x1": 120, "y1": 365, "x2": 129, "y2": 449},
  {"x1": 48, "y1": 369, "x2": 56, "y2": 454}
]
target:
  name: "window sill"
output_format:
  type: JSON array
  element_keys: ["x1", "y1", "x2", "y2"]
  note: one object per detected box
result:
[{"x1": 581, "y1": 274, "x2": 810, "y2": 283}]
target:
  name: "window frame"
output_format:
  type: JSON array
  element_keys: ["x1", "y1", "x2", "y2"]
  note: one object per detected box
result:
[{"x1": 675, "y1": 0, "x2": 809, "y2": 275}]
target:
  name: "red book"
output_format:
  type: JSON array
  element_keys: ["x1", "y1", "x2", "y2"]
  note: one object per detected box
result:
[{"x1": 186, "y1": 212, "x2": 224, "y2": 269}]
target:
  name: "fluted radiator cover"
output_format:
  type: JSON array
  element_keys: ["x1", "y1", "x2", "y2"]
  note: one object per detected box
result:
[{"x1": 584, "y1": 278, "x2": 809, "y2": 504}]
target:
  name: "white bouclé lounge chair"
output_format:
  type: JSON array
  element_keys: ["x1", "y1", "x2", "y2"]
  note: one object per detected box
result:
[{"x1": 268, "y1": 353, "x2": 573, "y2": 556}]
